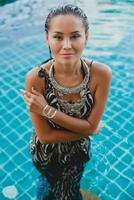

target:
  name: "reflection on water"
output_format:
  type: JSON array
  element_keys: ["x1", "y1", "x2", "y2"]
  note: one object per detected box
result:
[
  {"x1": 0, "y1": 0, "x2": 133, "y2": 199},
  {"x1": 0, "y1": 0, "x2": 18, "y2": 7},
  {"x1": 83, "y1": 138, "x2": 111, "y2": 190}
]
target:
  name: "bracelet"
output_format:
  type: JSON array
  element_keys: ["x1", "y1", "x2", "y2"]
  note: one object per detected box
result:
[
  {"x1": 46, "y1": 108, "x2": 52, "y2": 116},
  {"x1": 47, "y1": 109, "x2": 57, "y2": 119},
  {"x1": 42, "y1": 104, "x2": 57, "y2": 119},
  {"x1": 42, "y1": 104, "x2": 49, "y2": 116}
]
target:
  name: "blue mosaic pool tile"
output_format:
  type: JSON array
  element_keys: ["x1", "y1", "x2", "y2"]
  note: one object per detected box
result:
[
  {"x1": 113, "y1": 147, "x2": 125, "y2": 157},
  {"x1": 107, "y1": 153, "x2": 117, "y2": 164},
  {"x1": 0, "y1": 119, "x2": 6, "y2": 128},
  {"x1": 113, "y1": 115, "x2": 125, "y2": 124},
  {"x1": 21, "y1": 161, "x2": 33, "y2": 172},
  {"x1": 123, "y1": 168, "x2": 134, "y2": 178},
  {"x1": 1, "y1": 127, "x2": 12, "y2": 137},
  {"x1": 93, "y1": 134, "x2": 106, "y2": 142},
  {"x1": 12, "y1": 154, "x2": 26, "y2": 166},
  {"x1": 118, "y1": 129, "x2": 129, "y2": 137},
  {"x1": 1, "y1": 95, "x2": 10, "y2": 105},
  {"x1": 80, "y1": 177, "x2": 90, "y2": 190},
  {"x1": 17, "y1": 194, "x2": 31, "y2": 200},
  {"x1": 1, "y1": 176, "x2": 14, "y2": 188},
  {"x1": 4, "y1": 161, "x2": 17, "y2": 173},
  {"x1": 0, "y1": 152, "x2": 9, "y2": 165},
  {"x1": 105, "y1": 183, "x2": 121, "y2": 199},
  {"x1": 120, "y1": 141, "x2": 131, "y2": 149},
  {"x1": 5, "y1": 103, "x2": 15, "y2": 110},
  {"x1": 103, "y1": 140, "x2": 115, "y2": 150},
  {"x1": 15, "y1": 125, "x2": 28, "y2": 134},
  {"x1": 97, "y1": 179, "x2": 107, "y2": 191},
  {"x1": 12, "y1": 107, "x2": 22, "y2": 116},
  {"x1": 118, "y1": 192, "x2": 133, "y2": 200},
  {"x1": 126, "y1": 183, "x2": 134, "y2": 197},
  {"x1": 18, "y1": 112, "x2": 29, "y2": 121},
  {"x1": 15, "y1": 139, "x2": 27, "y2": 149},
  {"x1": 7, "y1": 131, "x2": 19, "y2": 141},
  {"x1": 116, "y1": 175, "x2": 130, "y2": 190},
  {"x1": 122, "y1": 153, "x2": 133, "y2": 164},
  {"x1": 117, "y1": 100, "x2": 129, "y2": 108},
  {"x1": 0, "y1": 136, "x2": 9, "y2": 149},
  {"x1": 110, "y1": 135, "x2": 122, "y2": 144},
  {"x1": 11, "y1": 169, "x2": 26, "y2": 181},
  {"x1": 15, "y1": 96, "x2": 24, "y2": 105},
  {"x1": 115, "y1": 161, "x2": 128, "y2": 172},
  {"x1": 124, "y1": 122, "x2": 134, "y2": 132},
  {"x1": 5, "y1": 145, "x2": 18, "y2": 155},
  {"x1": 10, "y1": 118, "x2": 21, "y2": 128},
  {"x1": 121, "y1": 110, "x2": 132, "y2": 118},
  {"x1": 27, "y1": 186, "x2": 37, "y2": 200},
  {"x1": 23, "y1": 131, "x2": 33, "y2": 141},
  {"x1": 2, "y1": 113, "x2": 14, "y2": 124},
  {"x1": 97, "y1": 162, "x2": 108, "y2": 174},
  {"x1": 0, "y1": 170, "x2": 7, "y2": 181},
  {"x1": 21, "y1": 148, "x2": 30, "y2": 157},
  {"x1": 7, "y1": 90, "x2": 16, "y2": 99},
  {"x1": 107, "y1": 169, "x2": 119, "y2": 180}
]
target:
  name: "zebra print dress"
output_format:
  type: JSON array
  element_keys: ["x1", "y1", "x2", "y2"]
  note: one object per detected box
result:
[{"x1": 29, "y1": 60, "x2": 94, "y2": 200}]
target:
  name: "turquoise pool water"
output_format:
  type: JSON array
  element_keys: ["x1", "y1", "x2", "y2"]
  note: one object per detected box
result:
[{"x1": 0, "y1": 0, "x2": 134, "y2": 199}]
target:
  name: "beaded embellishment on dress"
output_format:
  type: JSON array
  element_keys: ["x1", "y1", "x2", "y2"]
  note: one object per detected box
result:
[{"x1": 48, "y1": 58, "x2": 90, "y2": 116}]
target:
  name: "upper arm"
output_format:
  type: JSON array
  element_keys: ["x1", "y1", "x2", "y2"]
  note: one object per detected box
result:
[
  {"x1": 25, "y1": 67, "x2": 44, "y2": 93},
  {"x1": 87, "y1": 63, "x2": 112, "y2": 130},
  {"x1": 25, "y1": 67, "x2": 51, "y2": 143}
]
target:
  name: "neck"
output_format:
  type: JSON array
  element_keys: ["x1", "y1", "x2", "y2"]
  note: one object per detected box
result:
[{"x1": 53, "y1": 59, "x2": 82, "y2": 76}]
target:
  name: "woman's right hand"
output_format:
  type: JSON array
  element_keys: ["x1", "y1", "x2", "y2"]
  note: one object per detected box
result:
[{"x1": 19, "y1": 87, "x2": 47, "y2": 115}]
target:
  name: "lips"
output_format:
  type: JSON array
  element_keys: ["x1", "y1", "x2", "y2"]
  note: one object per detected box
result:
[{"x1": 60, "y1": 53, "x2": 74, "y2": 56}]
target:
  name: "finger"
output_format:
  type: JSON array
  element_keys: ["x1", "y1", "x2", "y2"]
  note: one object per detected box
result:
[
  {"x1": 31, "y1": 87, "x2": 41, "y2": 96},
  {"x1": 19, "y1": 89, "x2": 32, "y2": 98},
  {"x1": 26, "y1": 91, "x2": 32, "y2": 98},
  {"x1": 24, "y1": 95, "x2": 31, "y2": 104},
  {"x1": 19, "y1": 89, "x2": 26, "y2": 95}
]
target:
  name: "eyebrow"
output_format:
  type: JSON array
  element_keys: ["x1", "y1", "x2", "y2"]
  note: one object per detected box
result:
[{"x1": 52, "y1": 31, "x2": 81, "y2": 34}]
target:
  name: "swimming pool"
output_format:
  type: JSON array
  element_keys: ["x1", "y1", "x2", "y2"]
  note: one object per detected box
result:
[{"x1": 0, "y1": 0, "x2": 134, "y2": 199}]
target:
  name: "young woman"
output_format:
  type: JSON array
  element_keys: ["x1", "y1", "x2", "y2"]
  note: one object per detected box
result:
[{"x1": 20, "y1": 4, "x2": 112, "y2": 200}]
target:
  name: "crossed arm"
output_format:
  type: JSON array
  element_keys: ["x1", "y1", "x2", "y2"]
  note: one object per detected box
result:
[{"x1": 21, "y1": 63, "x2": 112, "y2": 144}]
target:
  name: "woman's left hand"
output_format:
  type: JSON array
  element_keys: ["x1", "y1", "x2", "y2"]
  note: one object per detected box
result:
[{"x1": 19, "y1": 87, "x2": 47, "y2": 115}]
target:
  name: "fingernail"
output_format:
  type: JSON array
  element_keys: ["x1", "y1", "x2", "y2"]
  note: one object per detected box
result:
[{"x1": 19, "y1": 89, "x2": 25, "y2": 94}]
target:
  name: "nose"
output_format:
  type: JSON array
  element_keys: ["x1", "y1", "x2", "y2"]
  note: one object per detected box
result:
[{"x1": 63, "y1": 39, "x2": 72, "y2": 49}]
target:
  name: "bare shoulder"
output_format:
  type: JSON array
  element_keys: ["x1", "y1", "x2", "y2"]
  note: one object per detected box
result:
[
  {"x1": 84, "y1": 58, "x2": 112, "y2": 82},
  {"x1": 26, "y1": 59, "x2": 52, "y2": 79},
  {"x1": 25, "y1": 60, "x2": 52, "y2": 92},
  {"x1": 25, "y1": 66, "x2": 44, "y2": 93},
  {"x1": 26, "y1": 66, "x2": 41, "y2": 83}
]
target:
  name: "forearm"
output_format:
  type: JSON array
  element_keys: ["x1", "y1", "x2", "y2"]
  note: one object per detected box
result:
[
  {"x1": 29, "y1": 112, "x2": 90, "y2": 144},
  {"x1": 42, "y1": 128, "x2": 87, "y2": 144},
  {"x1": 43, "y1": 107, "x2": 95, "y2": 136}
]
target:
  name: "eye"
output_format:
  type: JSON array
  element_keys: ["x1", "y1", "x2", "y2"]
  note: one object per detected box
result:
[
  {"x1": 53, "y1": 35, "x2": 62, "y2": 40},
  {"x1": 71, "y1": 34, "x2": 81, "y2": 39}
]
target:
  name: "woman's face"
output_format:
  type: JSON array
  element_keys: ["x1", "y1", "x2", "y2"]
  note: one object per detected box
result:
[{"x1": 46, "y1": 14, "x2": 88, "y2": 65}]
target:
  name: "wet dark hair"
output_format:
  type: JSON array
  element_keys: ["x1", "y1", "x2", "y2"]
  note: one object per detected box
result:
[{"x1": 45, "y1": 4, "x2": 89, "y2": 34}]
